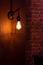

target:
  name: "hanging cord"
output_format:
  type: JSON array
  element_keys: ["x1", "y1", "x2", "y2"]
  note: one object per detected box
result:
[
  {"x1": 18, "y1": 9, "x2": 20, "y2": 17},
  {"x1": 17, "y1": 8, "x2": 21, "y2": 21},
  {"x1": 10, "y1": 0, "x2": 13, "y2": 11}
]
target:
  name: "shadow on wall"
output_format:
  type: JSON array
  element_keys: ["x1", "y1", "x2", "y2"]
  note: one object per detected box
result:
[{"x1": 33, "y1": 55, "x2": 43, "y2": 65}]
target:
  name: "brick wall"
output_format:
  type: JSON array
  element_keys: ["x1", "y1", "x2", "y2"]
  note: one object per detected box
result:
[
  {"x1": 31, "y1": 0, "x2": 43, "y2": 56},
  {"x1": 24, "y1": 0, "x2": 43, "y2": 65},
  {"x1": 31, "y1": 0, "x2": 40, "y2": 55}
]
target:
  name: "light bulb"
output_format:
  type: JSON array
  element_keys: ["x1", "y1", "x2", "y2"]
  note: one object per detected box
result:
[{"x1": 16, "y1": 21, "x2": 21, "y2": 30}]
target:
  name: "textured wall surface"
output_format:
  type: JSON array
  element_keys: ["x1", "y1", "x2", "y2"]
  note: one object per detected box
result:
[
  {"x1": 31, "y1": 0, "x2": 40, "y2": 55},
  {"x1": 31, "y1": 0, "x2": 43, "y2": 56},
  {"x1": 25, "y1": 0, "x2": 43, "y2": 65}
]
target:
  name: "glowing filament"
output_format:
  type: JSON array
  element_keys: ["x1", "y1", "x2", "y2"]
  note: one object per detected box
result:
[{"x1": 16, "y1": 21, "x2": 21, "y2": 30}]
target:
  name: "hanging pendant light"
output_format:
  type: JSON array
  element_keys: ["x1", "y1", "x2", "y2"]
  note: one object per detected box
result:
[{"x1": 16, "y1": 10, "x2": 22, "y2": 30}]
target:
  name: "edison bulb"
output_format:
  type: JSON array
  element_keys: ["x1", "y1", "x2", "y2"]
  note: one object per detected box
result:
[{"x1": 16, "y1": 21, "x2": 21, "y2": 30}]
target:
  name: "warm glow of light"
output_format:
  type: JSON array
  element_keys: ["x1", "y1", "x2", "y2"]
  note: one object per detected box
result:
[
  {"x1": 1, "y1": 22, "x2": 11, "y2": 34},
  {"x1": 16, "y1": 21, "x2": 22, "y2": 30}
]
